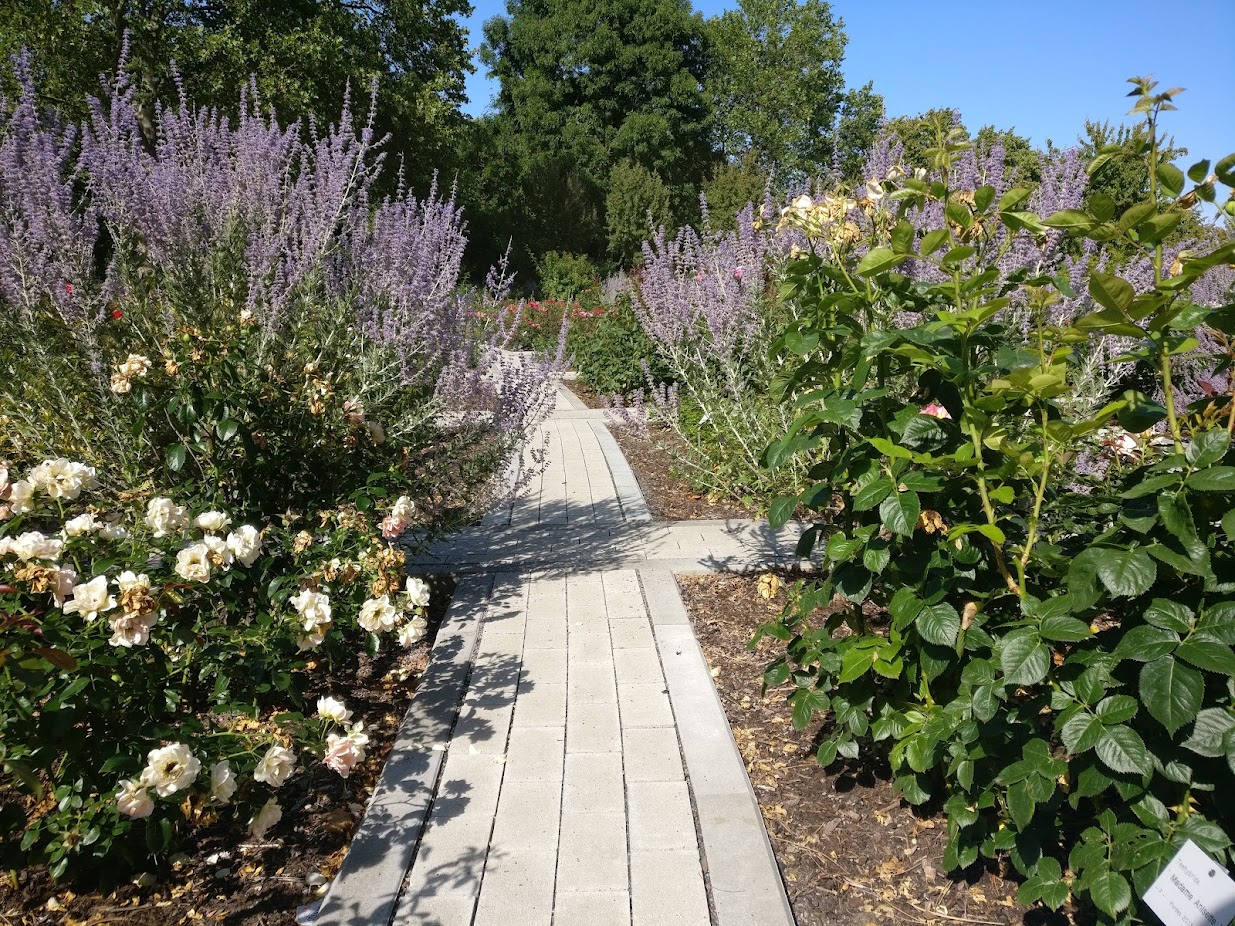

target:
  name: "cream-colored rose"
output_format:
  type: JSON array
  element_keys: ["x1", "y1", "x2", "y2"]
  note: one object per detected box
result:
[
  {"x1": 202, "y1": 534, "x2": 234, "y2": 570},
  {"x1": 193, "y1": 511, "x2": 231, "y2": 532},
  {"x1": 64, "y1": 513, "x2": 100, "y2": 536},
  {"x1": 403, "y1": 577, "x2": 430, "y2": 609},
  {"x1": 118, "y1": 354, "x2": 152, "y2": 378},
  {"x1": 397, "y1": 616, "x2": 428, "y2": 647},
  {"x1": 357, "y1": 595, "x2": 398, "y2": 633},
  {"x1": 62, "y1": 575, "x2": 117, "y2": 621},
  {"x1": 10, "y1": 531, "x2": 64, "y2": 561},
  {"x1": 210, "y1": 760, "x2": 237, "y2": 804},
  {"x1": 50, "y1": 564, "x2": 77, "y2": 608},
  {"x1": 248, "y1": 798, "x2": 282, "y2": 839},
  {"x1": 145, "y1": 497, "x2": 188, "y2": 538},
  {"x1": 316, "y1": 696, "x2": 353, "y2": 725},
  {"x1": 253, "y1": 746, "x2": 296, "y2": 788},
  {"x1": 290, "y1": 589, "x2": 331, "y2": 632},
  {"x1": 175, "y1": 543, "x2": 212, "y2": 583},
  {"x1": 8, "y1": 480, "x2": 34, "y2": 515},
  {"x1": 108, "y1": 611, "x2": 158, "y2": 647},
  {"x1": 116, "y1": 779, "x2": 154, "y2": 818},
  {"x1": 139, "y1": 743, "x2": 201, "y2": 796},
  {"x1": 29, "y1": 459, "x2": 97, "y2": 500},
  {"x1": 110, "y1": 373, "x2": 132, "y2": 394},
  {"x1": 323, "y1": 729, "x2": 368, "y2": 779},
  {"x1": 226, "y1": 525, "x2": 262, "y2": 567}
]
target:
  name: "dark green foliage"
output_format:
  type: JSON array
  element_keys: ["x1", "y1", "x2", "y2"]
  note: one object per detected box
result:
[
  {"x1": 535, "y1": 251, "x2": 601, "y2": 300},
  {"x1": 568, "y1": 295, "x2": 668, "y2": 396},
  {"x1": 761, "y1": 80, "x2": 1235, "y2": 924},
  {"x1": 833, "y1": 81, "x2": 885, "y2": 185},
  {"x1": 606, "y1": 160, "x2": 673, "y2": 265},
  {"x1": 0, "y1": 1, "x2": 473, "y2": 183},
  {"x1": 702, "y1": 152, "x2": 769, "y2": 232}
]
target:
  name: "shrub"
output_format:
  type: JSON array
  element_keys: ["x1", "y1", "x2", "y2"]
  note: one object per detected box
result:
[
  {"x1": 0, "y1": 57, "x2": 555, "y2": 528},
  {"x1": 759, "y1": 80, "x2": 1235, "y2": 924},
  {"x1": 0, "y1": 459, "x2": 430, "y2": 878},
  {"x1": 622, "y1": 203, "x2": 805, "y2": 506},
  {"x1": 535, "y1": 250, "x2": 601, "y2": 302},
  {"x1": 567, "y1": 292, "x2": 667, "y2": 396}
]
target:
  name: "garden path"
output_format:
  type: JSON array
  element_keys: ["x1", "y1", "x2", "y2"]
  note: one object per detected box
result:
[{"x1": 316, "y1": 386, "x2": 806, "y2": 926}]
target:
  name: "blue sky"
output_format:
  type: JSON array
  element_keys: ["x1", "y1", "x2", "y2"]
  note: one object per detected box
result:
[{"x1": 457, "y1": 0, "x2": 1233, "y2": 166}]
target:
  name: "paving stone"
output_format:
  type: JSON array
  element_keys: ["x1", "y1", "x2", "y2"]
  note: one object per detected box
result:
[
  {"x1": 554, "y1": 890, "x2": 632, "y2": 926},
  {"x1": 518, "y1": 646, "x2": 567, "y2": 685},
  {"x1": 609, "y1": 618, "x2": 655, "y2": 649},
  {"x1": 567, "y1": 629, "x2": 612, "y2": 664},
  {"x1": 568, "y1": 659, "x2": 618, "y2": 703},
  {"x1": 566, "y1": 698, "x2": 621, "y2": 753},
  {"x1": 504, "y1": 725, "x2": 565, "y2": 782},
  {"x1": 510, "y1": 681, "x2": 566, "y2": 729},
  {"x1": 617, "y1": 683, "x2": 675, "y2": 729},
  {"x1": 613, "y1": 647, "x2": 664, "y2": 687},
  {"x1": 627, "y1": 781, "x2": 697, "y2": 851},
  {"x1": 391, "y1": 892, "x2": 477, "y2": 925},
  {"x1": 556, "y1": 811, "x2": 628, "y2": 893},
  {"x1": 622, "y1": 726, "x2": 684, "y2": 782},
  {"x1": 630, "y1": 849, "x2": 710, "y2": 926},
  {"x1": 490, "y1": 780, "x2": 562, "y2": 850},
  {"x1": 563, "y1": 752, "x2": 625, "y2": 815}
]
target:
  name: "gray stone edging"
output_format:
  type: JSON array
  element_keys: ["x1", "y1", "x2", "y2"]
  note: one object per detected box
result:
[
  {"x1": 639, "y1": 567, "x2": 797, "y2": 926},
  {"x1": 586, "y1": 419, "x2": 653, "y2": 523},
  {"x1": 315, "y1": 574, "x2": 495, "y2": 926}
]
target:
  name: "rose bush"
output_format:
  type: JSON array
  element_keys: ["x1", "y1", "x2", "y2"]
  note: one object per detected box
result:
[
  {"x1": 759, "y1": 80, "x2": 1235, "y2": 924},
  {"x1": 0, "y1": 458, "x2": 432, "y2": 878}
]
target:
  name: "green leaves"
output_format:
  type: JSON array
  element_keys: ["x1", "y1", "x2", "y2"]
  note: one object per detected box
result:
[
  {"x1": 1001, "y1": 629, "x2": 1050, "y2": 687},
  {"x1": 1139, "y1": 656, "x2": 1202, "y2": 735},
  {"x1": 1089, "y1": 272, "x2": 1135, "y2": 315},
  {"x1": 1095, "y1": 724, "x2": 1150, "y2": 776},
  {"x1": 855, "y1": 247, "x2": 909, "y2": 277},
  {"x1": 879, "y1": 488, "x2": 920, "y2": 536},
  {"x1": 1095, "y1": 548, "x2": 1156, "y2": 597},
  {"x1": 917, "y1": 603, "x2": 961, "y2": 647}
]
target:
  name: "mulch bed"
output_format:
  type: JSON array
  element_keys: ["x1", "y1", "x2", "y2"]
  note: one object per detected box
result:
[
  {"x1": 0, "y1": 574, "x2": 456, "y2": 926},
  {"x1": 678, "y1": 571, "x2": 1069, "y2": 926},
  {"x1": 565, "y1": 381, "x2": 756, "y2": 521}
]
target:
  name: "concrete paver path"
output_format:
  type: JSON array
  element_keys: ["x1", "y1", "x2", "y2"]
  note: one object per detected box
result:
[{"x1": 317, "y1": 387, "x2": 803, "y2": 926}]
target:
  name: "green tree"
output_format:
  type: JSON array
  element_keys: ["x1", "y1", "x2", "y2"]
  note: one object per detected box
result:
[
  {"x1": 479, "y1": 0, "x2": 712, "y2": 260},
  {"x1": 606, "y1": 159, "x2": 672, "y2": 265},
  {"x1": 0, "y1": 0, "x2": 473, "y2": 178},
  {"x1": 832, "y1": 81, "x2": 884, "y2": 185},
  {"x1": 701, "y1": 151, "x2": 767, "y2": 231},
  {"x1": 704, "y1": 0, "x2": 848, "y2": 183}
]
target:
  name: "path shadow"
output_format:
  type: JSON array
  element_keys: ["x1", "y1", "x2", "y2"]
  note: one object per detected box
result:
[{"x1": 314, "y1": 579, "x2": 528, "y2": 926}]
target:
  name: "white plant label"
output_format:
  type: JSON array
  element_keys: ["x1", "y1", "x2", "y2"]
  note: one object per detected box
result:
[{"x1": 1143, "y1": 840, "x2": 1235, "y2": 926}]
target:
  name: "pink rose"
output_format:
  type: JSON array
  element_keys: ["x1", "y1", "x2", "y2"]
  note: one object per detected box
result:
[
  {"x1": 921, "y1": 403, "x2": 951, "y2": 420},
  {"x1": 324, "y1": 731, "x2": 366, "y2": 779}
]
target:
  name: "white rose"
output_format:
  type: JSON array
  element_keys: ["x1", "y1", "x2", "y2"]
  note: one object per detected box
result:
[
  {"x1": 145, "y1": 497, "x2": 188, "y2": 538},
  {"x1": 398, "y1": 616, "x2": 428, "y2": 648},
  {"x1": 140, "y1": 743, "x2": 201, "y2": 797},
  {"x1": 50, "y1": 564, "x2": 77, "y2": 608},
  {"x1": 193, "y1": 511, "x2": 231, "y2": 532},
  {"x1": 290, "y1": 589, "x2": 331, "y2": 632},
  {"x1": 248, "y1": 798, "x2": 282, "y2": 839},
  {"x1": 118, "y1": 354, "x2": 152, "y2": 378},
  {"x1": 226, "y1": 525, "x2": 262, "y2": 567},
  {"x1": 391, "y1": 495, "x2": 415, "y2": 522},
  {"x1": 62, "y1": 575, "x2": 117, "y2": 621},
  {"x1": 10, "y1": 531, "x2": 64, "y2": 561},
  {"x1": 99, "y1": 517, "x2": 130, "y2": 540},
  {"x1": 116, "y1": 779, "x2": 154, "y2": 819},
  {"x1": 357, "y1": 595, "x2": 398, "y2": 634},
  {"x1": 175, "y1": 543, "x2": 212, "y2": 583},
  {"x1": 116, "y1": 570, "x2": 152, "y2": 594},
  {"x1": 29, "y1": 459, "x2": 96, "y2": 500},
  {"x1": 8, "y1": 479, "x2": 35, "y2": 515},
  {"x1": 64, "y1": 513, "x2": 100, "y2": 536},
  {"x1": 403, "y1": 577, "x2": 430, "y2": 610},
  {"x1": 202, "y1": 534, "x2": 234, "y2": 570},
  {"x1": 316, "y1": 696, "x2": 353, "y2": 725},
  {"x1": 108, "y1": 611, "x2": 157, "y2": 647},
  {"x1": 210, "y1": 760, "x2": 237, "y2": 804},
  {"x1": 253, "y1": 746, "x2": 296, "y2": 788},
  {"x1": 110, "y1": 373, "x2": 132, "y2": 394},
  {"x1": 297, "y1": 627, "x2": 328, "y2": 651}
]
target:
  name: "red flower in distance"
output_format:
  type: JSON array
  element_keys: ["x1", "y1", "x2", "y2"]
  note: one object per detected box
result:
[
  {"x1": 111, "y1": 309, "x2": 123, "y2": 320},
  {"x1": 64, "y1": 283, "x2": 74, "y2": 295}
]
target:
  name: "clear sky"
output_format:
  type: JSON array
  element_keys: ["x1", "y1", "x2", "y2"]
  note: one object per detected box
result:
[{"x1": 457, "y1": 0, "x2": 1234, "y2": 166}]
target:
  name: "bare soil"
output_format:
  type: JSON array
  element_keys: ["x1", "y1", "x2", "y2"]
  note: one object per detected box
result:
[{"x1": 0, "y1": 575, "x2": 455, "y2": 926}]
